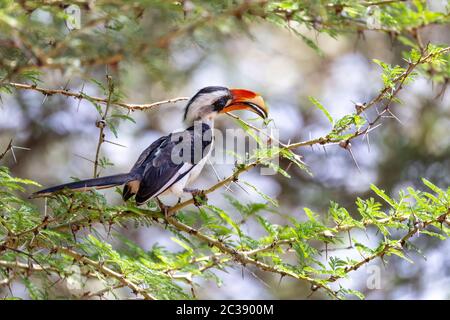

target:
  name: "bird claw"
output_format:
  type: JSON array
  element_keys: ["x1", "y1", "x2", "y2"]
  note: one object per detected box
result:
[
  {"x1": 184, "y1": 188, "x2": 208, "y2": 207},
  {"x1": 155, "y1": 197, "x2": 173, "y2": 219}
]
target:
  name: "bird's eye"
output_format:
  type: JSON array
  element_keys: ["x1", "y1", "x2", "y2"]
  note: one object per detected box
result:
[{"x1": 214, "y1": 96, "x2": 230, "y2": 110}]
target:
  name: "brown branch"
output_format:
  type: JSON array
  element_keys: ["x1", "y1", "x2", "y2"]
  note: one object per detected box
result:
[
  {"x1": 226, "y1": 112, "x2": 287, "y2": 148},
  {"x1": 167, "y1": 162, "x2": 259, "y2": 215},
  {"x1": 0, "y1": 139, "x2": 13, "y2": 161},
  {"x1": 5, "y1": 82, "x2": 189, "y2": 111},
  {"x1": 287, "y1": 46, "x2": 450, "y2": 151},
  {"x1": 243, "y1": 213, "x2": 411, "y2": 257},
  {"x1": 93, "y1": 76, "x2": 113, "y2": 178},
  {"x1": 362, "y1": 0, "x2": 408, "y2": 6},
  {"x1": 47, "y1": 206, "x2": 338, "y2": 297},
  {"x1": 81, "y1": 283, "x2": 126, "y2": 299},
  {"x1": 328, "y1": 209, "x2": 450, "y2": 282},
  {"x1": 164, "y1": 215, "x2": 338, "y2": 298},
  {"x1": 0, "y1": 216, "x2": 54, "y2": 250},
  {"x1": 0, "y1": 259, "x2": 59, "y2": 274},
  {"x1": 56, "y1": 246, "x2": 157, "y2": 300},
  {"x1": 0, "y1": 275, "x2": 14, "y2": 287}
]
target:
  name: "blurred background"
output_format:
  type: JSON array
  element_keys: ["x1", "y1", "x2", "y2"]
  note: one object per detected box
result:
[{"x1": 1, "y1": 1, "x2": 450, "y2": 299}]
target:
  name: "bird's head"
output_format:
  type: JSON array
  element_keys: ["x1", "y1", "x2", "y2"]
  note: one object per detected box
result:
[{"x1": 183, "y1": 86, "x2": 268, "y2": 124}]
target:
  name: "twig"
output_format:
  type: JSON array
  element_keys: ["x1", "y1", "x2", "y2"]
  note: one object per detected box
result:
[
  {"x1": 0, "y1": 259, "x2": 59, "y2": 274},
  {"x1": 362, "y1": 0, "x2": 408, "y2": 6},
  {"x1": 82, "y1": 283, "x2": 126, "y2": 299},
  {"x1": 93, "y1": 75, "x2": 113, "y2": 178},
  {"x1": 0, "y1": 139, "x2": 13, "y2": 161},
  {"x1": 328, "y1": 210, "x2": 450, "y2": 282},
  {"x1": 5, "y1": 82, "x2": 189, "y2": 111},
  {"x1": 164, "y1": 215, "x2": 339, "y2": 298},
  {"x1": 57, "y1": 246, "x2": 156, "y2": 300},
  {"x1": 226, "y1": 112, "x2": 286, "y2": 147}
]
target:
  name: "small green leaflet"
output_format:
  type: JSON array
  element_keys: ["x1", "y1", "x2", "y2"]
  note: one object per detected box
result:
[
  {"x1": 242, "y1": 181, "x2": 278, "y2": 207},
  {"x1": 206, "y1": 205, "x2": 242, "y2": 238},
  {"x1": 304, "y1": 207, "x2": 318, "y2": 222},
  {"x1": 110, "y1": 113, "x2": 136, "y2": 123},
  {"x1": 422, "y1": 178, "x2": 444, "y2": 195},
  {"x1": 309, "y1": 96, "x2": 333, "y2": 126},
  {"x1": 171, "y1": 237, "x2": 193, "y2": 253},
  {"x1": 234, "y1": 117, "x2": 264, "y2": 146},
  {"x1": 370, "y1": 184, "x2": 396, "y2": 208}
]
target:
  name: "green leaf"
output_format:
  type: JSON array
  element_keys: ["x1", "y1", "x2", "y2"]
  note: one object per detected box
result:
[
  {"x1": 235, "y1": 117, "x2": 264, "y2": 146},
  {"x1": 309, "y1": 96, "x2": 333, "y2": 125},
  {"x1": 207, "y1": 205, "x2": 242, "y2": 237},
  {"x1": 422, "y1": 178, "x2": 443, "y2": 195},
  {"x1": 171, "y1": 237, "x2": 194, "y2": 253},
  {"x1": 304, "y1": 207, "x2": 318, "y2": 222},
  {"x1": 106, "y1": 119, "x2": 119, "y2": 138},
  {"x1": 371, "y1": 185, "x2": 396, "y2": 207},
  {"x1": 110, "y1": 113, "x2": 136, "y2": 123},
  {"x1": 90, "y1": 78, "x2": 106, "y2": 93},
  {"x1": 242, "y1": 181, "x2": 278, "y2": 207}
]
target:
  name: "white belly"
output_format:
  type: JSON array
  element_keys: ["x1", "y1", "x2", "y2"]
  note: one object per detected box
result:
[{"x1": 167, "y1": 143, "x2": 213, "y2": 197}]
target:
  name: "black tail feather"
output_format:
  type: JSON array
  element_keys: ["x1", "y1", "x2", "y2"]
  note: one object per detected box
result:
[{"x1": 30, "y1": 173, "x2": 132, "y2": 198}]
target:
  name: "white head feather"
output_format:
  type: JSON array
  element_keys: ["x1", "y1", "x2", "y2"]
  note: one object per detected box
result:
[{"x1": 184, "y1": 87, "x2": 231, "y2": 124}]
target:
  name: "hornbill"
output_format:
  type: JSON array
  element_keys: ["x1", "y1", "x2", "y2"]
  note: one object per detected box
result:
[{"x1": 31, "y1": 86, "x2": 268, "y2": 215}]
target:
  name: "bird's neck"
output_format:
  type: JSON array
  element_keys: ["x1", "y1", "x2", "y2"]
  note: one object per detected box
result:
[{"x1": 187, "y1": 116, "x2": 215, "y2": 130}]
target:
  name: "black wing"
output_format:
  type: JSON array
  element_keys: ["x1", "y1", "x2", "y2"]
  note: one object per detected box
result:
[
  {"x1": 125, "y1": 123, "x2": 213, "y2": 204},
  {"x1": 134, "y1": 134, "x2": 193, "y2": 204},
  {"x1": 122, "y1": 135, "x2": 178, "y2": 201}
]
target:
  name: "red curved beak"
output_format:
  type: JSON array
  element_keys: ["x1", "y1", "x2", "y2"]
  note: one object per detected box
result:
[{"x1": 220, "y1": 89, "x2": 268, "y2": 119}]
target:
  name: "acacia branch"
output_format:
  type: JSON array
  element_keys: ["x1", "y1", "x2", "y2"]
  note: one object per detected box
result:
[
  {"x1": 81, "y1": 283, "x2": 126, "y2": 299},
  {"x1": 92, "y1": 76, "x2": 113, "y2": 178},
  {"x1": 5, "y1": 82, "x2": 189, "y2": 111},
  {"x1": 328, "y1": 210, "x2": 450, "y2": 282},
  {"x1": 56, "y1": 246, "x2": 157, "y2": 300},
  {"x1": 0, "y1": 259, "x2": 57, "y2": 273},
  {"x1": 43, "y1": 205, "x2": 338, "y2": 297},
  {"x1": 238, "y1": 209, "x2": 418, "y2": 258},
  {"x1": 11, "y1": 185, "x2": 449, "y2": 299},
  {"x1": 163, "y1": 215, "x2": 338, "y2": 298},
  {"x1": 0, "y1": 139, "x2": 13, "y2": 161}
]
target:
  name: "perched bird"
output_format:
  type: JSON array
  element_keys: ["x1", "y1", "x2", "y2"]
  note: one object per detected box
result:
[{"x1": 31, "y1": 86, "x2": 268, "y2": 215}]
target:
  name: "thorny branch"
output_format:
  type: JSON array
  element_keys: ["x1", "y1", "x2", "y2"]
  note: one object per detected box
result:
[
  {"x1": 4, "y1": 82, "x2": 189, "y2": 111},
  {"x1": 327, "y1": 209, "x2": 450, "y2": 283},
  {"x1": 7, "y1": 190, "x2": 448, "y2": 299},
  {"x1": 38, "y1": 206, "x2": 339, "y2": 297},
  {"x1": 0, "y1": 140, "x2": 13, "y2": 161},
  {"x1": 164, "y1": 215, "x2": 339, "y2": 297},
  {"x1": 0, "y1": 251, "x2": 152, "y2": 300},
  {"x1": 0, "y1": 139, "x2": 30, "y2": 163},
  {"x1": 2, "y1": 0, "x2": 267, "y2": 79},
  {"x1": 93, "y1": 75, "x2": 113, "y2": 178},
  {"x1": 57, "y1": 246, "x2": 156, "y2": 300}
]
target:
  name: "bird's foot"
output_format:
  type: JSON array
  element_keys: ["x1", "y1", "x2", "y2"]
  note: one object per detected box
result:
[
  {"x1": 156, "y1": 197, "x2": 173, "y2": 219},
  {"x1": 184, "y1": 188, "x2": 208, "y2": 207}
]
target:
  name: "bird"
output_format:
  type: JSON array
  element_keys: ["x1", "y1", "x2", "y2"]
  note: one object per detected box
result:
[{"x1": 30, "y1": 86, "x2": 268, "y2": 216}]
